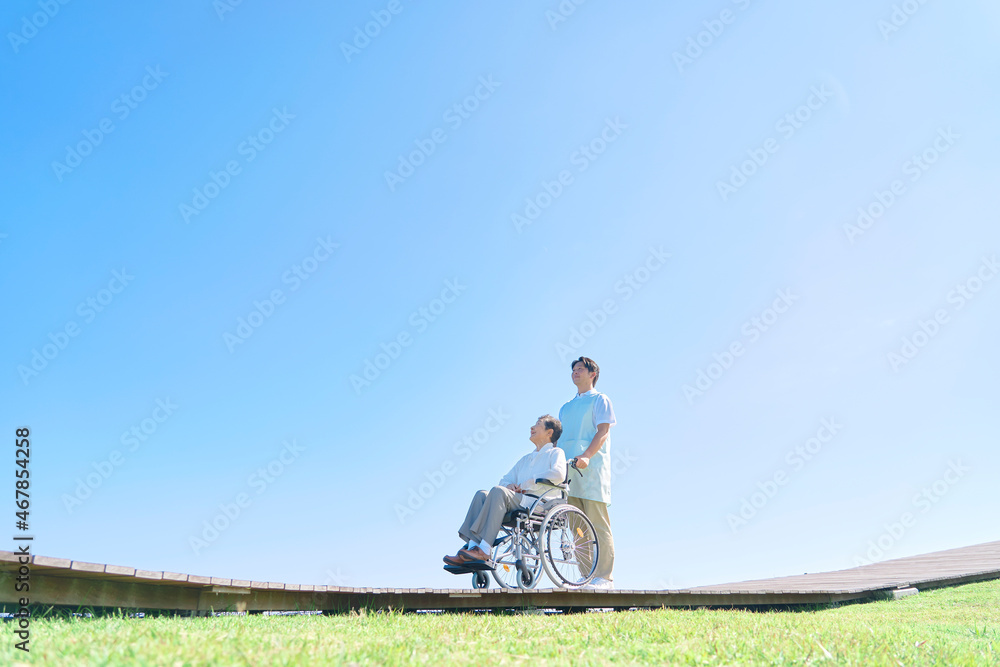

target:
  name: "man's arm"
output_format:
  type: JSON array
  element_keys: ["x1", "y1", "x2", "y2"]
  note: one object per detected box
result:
[
  {"x1": 547, "y1": 448, "x2": 567, "y2": 485},
  {"x1": 576, "y1": 395, "x2": 615, "y2": 470},
  {"x1": 499, "y1": 456, "x2": 524, "y2": 492},
  {"x1": 499, "y1": 462, "x2": 517, "y2": 486},
  {"x1": 521, "y1": 449, "x2": 566, "y2": 495},
  {"x1": 574, "y1": 422, "x2": 611, "y2": 470}
]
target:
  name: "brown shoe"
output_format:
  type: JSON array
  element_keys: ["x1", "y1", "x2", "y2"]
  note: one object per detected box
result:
[
  {"x1": 457, "y1": 546, "x2": 492, "y2": 564},
  {"x1": 443, "y1": 551, "x2": 465, "y2": 566}
]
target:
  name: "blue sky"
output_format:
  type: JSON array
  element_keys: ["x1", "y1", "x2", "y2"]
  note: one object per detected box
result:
[{"x1": 2, "y1": 0, "x2": 998, "y2": 590}]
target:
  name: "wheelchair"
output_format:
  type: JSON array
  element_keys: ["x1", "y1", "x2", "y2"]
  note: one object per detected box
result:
[{"x1": 454, "y1": 459, "x2": 600, "y2": 590}]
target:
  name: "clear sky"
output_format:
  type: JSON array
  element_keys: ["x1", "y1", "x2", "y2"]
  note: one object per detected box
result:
[{"x1": 3, "y1": 1, "x2": 998, "y2": 591}]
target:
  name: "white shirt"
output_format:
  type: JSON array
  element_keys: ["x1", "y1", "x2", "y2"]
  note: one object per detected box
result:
[{"x1": 498, "y1": 443, "x2": 567, "y2": 506}]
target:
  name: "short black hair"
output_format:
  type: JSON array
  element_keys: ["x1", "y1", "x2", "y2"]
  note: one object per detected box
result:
[
  {"x1": 571, "y1": 356, "x2": 600, "y2": 386},
  {"x1": 539, "y1": 414, "x2": 562, "y2": 444}
]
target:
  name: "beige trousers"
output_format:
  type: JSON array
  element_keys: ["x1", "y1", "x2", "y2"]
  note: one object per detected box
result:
[
  {"x1": 458, "y1": 486, "x2": 523, "y2": 548},
  {"x1": 568, "y1": 496, "x2": 615, "y2": 581}
]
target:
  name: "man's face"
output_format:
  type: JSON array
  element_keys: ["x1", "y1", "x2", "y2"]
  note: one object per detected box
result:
[
  {"x1": 530, "y1": 418, "x2": 552, "y2": 444},
  {"x1": 571, "y1": 362, "x2": 595, "y2": 388}
]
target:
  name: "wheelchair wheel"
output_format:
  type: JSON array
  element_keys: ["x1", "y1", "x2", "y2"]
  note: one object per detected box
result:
[
  {"x1": 472, "y1": 570, "x2": 490, "y2": 589},
  {"x1": 538, "y1": 504, "x2": 599, "y2": 589},
  {"x1": 491, "y1": 531, "x2": 542, "y2": 590}
]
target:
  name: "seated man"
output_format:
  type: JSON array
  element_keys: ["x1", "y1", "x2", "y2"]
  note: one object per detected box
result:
[{"x1": 444, "y1": 415, "x2": 566, "y2": 567}]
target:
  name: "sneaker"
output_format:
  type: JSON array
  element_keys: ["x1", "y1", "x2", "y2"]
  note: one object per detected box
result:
[{"x1": 579, "y1": 577, "x2": 614, "y2": 590}]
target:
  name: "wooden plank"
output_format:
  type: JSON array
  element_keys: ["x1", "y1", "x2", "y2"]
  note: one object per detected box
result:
[
  {"x1": 135, "y1": 570, "x2": 163, "y2": 581},
  {"x1": 105, "y1": 565, "x2": 136, "y2": 577},
  {"x1": 210, "y1": 586, "x2": 251, "y2": 595},
  {"x1": 31, "y1": 555, "x2": 73, "y2": 569},
  {"x1": 70, "y1": 561, "x2": 105, "y2": 574}
]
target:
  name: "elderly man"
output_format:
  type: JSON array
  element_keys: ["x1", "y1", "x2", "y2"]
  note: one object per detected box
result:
[{"x1": 444, "y1": 415, "x2": 566, "y2": 567}]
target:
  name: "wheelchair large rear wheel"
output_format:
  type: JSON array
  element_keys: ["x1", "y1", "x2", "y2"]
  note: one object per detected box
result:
[
  {"x1": 538, "y1": 504, "x2": 599, "y2": 589},
  {"x1": 491, "y1": 531, "x2": 542, "y2": 590}
]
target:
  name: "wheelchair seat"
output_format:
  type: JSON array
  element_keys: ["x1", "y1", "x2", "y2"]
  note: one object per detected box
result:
[{"x1": 501, "y1": 507, "x2": 529, "y2": 528}]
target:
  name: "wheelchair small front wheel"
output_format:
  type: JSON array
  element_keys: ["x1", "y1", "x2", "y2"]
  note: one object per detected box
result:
[
  {"x1": 516, "y1": 559, "x2": 534, "y2": 588},
  {"x1": 472, "y1": 571, "x2": 490, "y2": 589},
  {"x1": 492, "y1": 531, "x2": 542, "y2": 590}
]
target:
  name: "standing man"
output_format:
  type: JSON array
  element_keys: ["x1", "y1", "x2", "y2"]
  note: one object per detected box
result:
[{"x1": 558, "y1": 356, "x2": 616, "y2": 588}]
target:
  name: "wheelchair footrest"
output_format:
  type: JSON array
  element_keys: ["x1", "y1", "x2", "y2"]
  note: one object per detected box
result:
[{"x1": 443, "y1": 561, "x2": 493, "y2": 574}]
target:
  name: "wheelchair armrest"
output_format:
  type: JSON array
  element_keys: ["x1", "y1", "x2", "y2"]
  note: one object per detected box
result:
[{"x1": 535, "y1": 477, "x2": 568, "y2": 489}]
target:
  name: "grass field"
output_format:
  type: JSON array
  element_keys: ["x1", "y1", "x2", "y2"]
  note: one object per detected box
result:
[{"x1": 4, "y1": 579, "x2": 998, "y2": 665}]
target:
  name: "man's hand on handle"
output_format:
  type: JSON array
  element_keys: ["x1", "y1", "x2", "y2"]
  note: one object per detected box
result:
[{"x1": 574, "y1": 456, "x2": 590, "y2": 470}]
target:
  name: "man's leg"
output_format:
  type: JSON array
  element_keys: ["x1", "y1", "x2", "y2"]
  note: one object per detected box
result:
[
  {"x1": 458, "y1": 490, "x2": 488, "y2": 544},
  {"x1": 466, "y1": 485, "x2": 522, "y2": 553},
  {"x1": 568, "y1": 496, "x2": 615, "y2": 581}
]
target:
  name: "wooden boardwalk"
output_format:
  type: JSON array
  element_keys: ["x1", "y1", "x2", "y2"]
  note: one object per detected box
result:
[{"x1": 2, "y1": 540, "x2": 997, "y2": 614}]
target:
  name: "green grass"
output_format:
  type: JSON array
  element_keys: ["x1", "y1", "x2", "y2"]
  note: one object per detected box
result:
[{"x1": 4, "y1": 579, "x2": 999, "y2": 665}]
